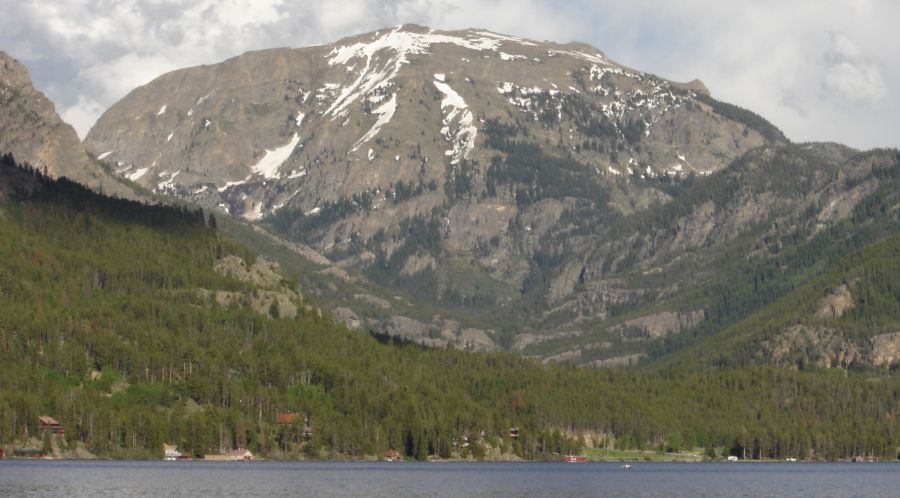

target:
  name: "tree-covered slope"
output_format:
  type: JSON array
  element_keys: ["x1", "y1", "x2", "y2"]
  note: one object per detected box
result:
[
  {"x1": 666, "y1": 228, "x2": 900, "y2": 371},
  {"x1": 0, "y1": 154, "x2": 898, "y2": 461}
]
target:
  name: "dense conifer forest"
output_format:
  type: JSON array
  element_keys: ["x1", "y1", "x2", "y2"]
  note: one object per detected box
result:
[{"x1": 1, "y1": 155, "x2": 898, "y2": 461}]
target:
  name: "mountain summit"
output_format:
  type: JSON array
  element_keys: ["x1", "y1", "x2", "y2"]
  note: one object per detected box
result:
[{"x1": 85, "y1": 25, "x2": 775, "y2": 219}]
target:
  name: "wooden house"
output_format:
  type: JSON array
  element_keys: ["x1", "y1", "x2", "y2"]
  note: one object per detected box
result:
[
  {"x1": 38, "y1": 416, "x2": 64, "y2": 435},
  {"x1": 384, "y1": 449, "x2": 402, "y2": 462}
]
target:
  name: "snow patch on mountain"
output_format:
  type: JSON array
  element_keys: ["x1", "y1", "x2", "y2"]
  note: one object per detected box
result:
[
  {"x1": 352, "y1": 93, "x2": 397, "y2": 151},
  {"x1": 127, "y1": 167, "x2": 149, "y2": 181},
  {"x1": 244, "y1": 202, "x2": 264, "y2": 221},
  {"x1": 499, "y1": 52, "x2": 528, "y2": 61},
  {"x1": 433, "y1": 76, "x2": 476, "y2": 164},
  {"x1": 324, "y1": 27, "x2": 516, "y2": 119},
  {"x1": 196, "y1": 91, "x2": 215, "y2": 107},
  {"x1": 156, "y1": 170, "x2": 180, "y2": 192},
  {"x1": 474, "y1": 30, "x2": 537, "y2": 47},
  {"x1": 251, "y1": 133, "x2": 301, "y2": 180},
  {"x1": 218, "y1": 179, "x2": 247, "y2": 192},
  {"x1": 497, "y1": 82, "x2": 563, "y2": 122}
]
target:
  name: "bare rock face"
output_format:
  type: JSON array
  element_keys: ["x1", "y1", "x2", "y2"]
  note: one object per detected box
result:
[
  {"x1": 764, "y1": 325, "x2": 861, "y2": 368},
  {"x1": 0, "y1": 52, "x2": 133, "y2": 198},
  {"x1": 816, "y1": 285, "x2": 854, "y2": 319},
  {"x1": 85, "y1": 25, "x2": 776, "y2": 245},
  {"x1": 871, "y1": 332, "x2": 900, "y2": 367},
  {"x1": 614, "y1": 310, "x2": 706, "y2": 338}
]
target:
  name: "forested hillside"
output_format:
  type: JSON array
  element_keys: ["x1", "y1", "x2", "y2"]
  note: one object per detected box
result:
[
  {"x1": 0, "y1": 154, "x2": 898, "y2": 461},
  {"x1": 669, "y1": 229, "x2": 900, "y2": 370}
]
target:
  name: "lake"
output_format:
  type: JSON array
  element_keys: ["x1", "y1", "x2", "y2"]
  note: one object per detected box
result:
[{"x1": 1, "y1": 460, "x2": 898, "y2": 497}]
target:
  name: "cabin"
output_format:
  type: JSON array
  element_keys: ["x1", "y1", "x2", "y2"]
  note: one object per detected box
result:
[
  {"x1": 384, "y1": 449, "x2": 402, "y2": 462},
  {"x1": 229, "y1": 448, "x2": 253, "y2": 461},
  {"x1": 38, "y1": 416, "x2": 65, "y2": 435},
  {"x1": 163, "y1": 444, "x2": 182, "y2": 461},
  {"x1": 276, "y1": 412, "x2": 300, "y2": 424}
]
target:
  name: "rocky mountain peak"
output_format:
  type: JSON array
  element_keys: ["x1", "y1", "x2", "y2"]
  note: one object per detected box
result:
[
  {"x1": 85, "y1": 26, "x2": 768, "y2": 218},
  {"x1": 0, "y1": 51, "x2": 134, "y2": 197}
]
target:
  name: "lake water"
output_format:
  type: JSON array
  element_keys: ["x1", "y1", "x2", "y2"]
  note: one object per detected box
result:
[{"x1": 1, "y1": 460, "x2": 898, "y2": 497}]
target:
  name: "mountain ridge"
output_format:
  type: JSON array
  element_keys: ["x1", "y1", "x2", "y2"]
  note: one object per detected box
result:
[{"x1": 81, "y1": 26, "x2": 899, "y2": 368}]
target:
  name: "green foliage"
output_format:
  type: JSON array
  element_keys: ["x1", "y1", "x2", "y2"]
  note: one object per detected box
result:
[
  {"x1": 0, "y1": 156, "x2": 898, "y2": 462},
  {"x1": 673, "y1": 229, "x2": 900, "y2": 370},
  {"x1": 483, "y1": 120, "x2": 615, "y2": 210}
]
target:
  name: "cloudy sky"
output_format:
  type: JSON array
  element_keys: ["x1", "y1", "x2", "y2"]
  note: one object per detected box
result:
[{"x1": 2, "y1": 0, "x2": 896, "y2": 149}]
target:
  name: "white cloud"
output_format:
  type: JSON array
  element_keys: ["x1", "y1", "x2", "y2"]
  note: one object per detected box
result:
[
  {"x1": 1, "y1": 0, "x2": 897, "y2": 149},
  {"x1": 823, "y1": 32, "x2": 886, "y2": 105},
  {"x1": 60, "y1": 97, "x2": 106, "y2": 140}
]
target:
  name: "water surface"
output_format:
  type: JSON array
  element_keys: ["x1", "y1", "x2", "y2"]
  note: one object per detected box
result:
[{"x1": 1, "y1": 460, "x2": 898, "y2": 497}]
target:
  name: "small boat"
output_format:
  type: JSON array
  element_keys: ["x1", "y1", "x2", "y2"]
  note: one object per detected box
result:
[
  {"x1": 622, "y1": 464, "x2": 632, "y2": 469},
  {"x1": 562, "y1": 455, "x2": 588, "y2": 463}
]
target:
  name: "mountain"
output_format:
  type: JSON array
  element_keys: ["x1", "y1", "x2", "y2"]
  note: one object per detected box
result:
[
  {"x1": 83, "y1": 26, "x2": 899, "y2": 368},
  {"x1": 0, "y1": 51, "x2": 135, "y2": 198},
  {"x1": 1, "y1": 154, "x2": 897, "y2": 461}
]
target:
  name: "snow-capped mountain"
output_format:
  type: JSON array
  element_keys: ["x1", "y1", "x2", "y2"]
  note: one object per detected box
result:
[
  {"x1": 89, "y1": 25, "x2": 890, "y2": 361},
  {"x1": 85, "y1": 25, "x2": 775, "y2": 225}
]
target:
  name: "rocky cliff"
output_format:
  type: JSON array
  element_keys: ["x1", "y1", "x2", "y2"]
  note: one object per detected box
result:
[{"x1": 0, "y1": 51, "x2": 133, "y2": 198}]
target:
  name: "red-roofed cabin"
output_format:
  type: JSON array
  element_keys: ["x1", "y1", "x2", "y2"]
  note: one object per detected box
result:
[
  {"x1": 38, "y1": 416, "x2": 65, "y2": 435},
  {"x1": 384, "y1": 449, "x2": 402, "y2": 462},
  {"x1": 276, "y1": 413, "x2": 300, "y2": 424}
]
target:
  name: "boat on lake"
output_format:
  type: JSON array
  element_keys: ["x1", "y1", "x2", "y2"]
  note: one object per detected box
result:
[{"x1": 562, "y1": 455, "x2": 588, "y2": 463}]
